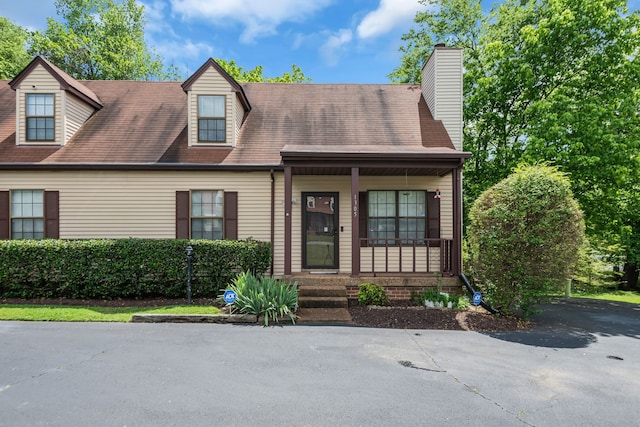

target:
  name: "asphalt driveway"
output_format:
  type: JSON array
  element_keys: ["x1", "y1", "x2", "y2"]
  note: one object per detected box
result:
[
  {"x1": 1, "y1": 297, "x2": 638, "y2": 426},
  {"x1": 489, "y1": 297, "x2": 640, "y2": 348}
]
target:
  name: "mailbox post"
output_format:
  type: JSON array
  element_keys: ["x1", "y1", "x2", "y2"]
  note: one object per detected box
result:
[{"x1": 186, "y1": 245, "x2": 193, "y2": 305}]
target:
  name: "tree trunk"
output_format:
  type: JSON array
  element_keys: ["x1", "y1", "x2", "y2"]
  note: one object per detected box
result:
[{"x1": 621, "y1": 261, "x2": 639, "y2": 291}]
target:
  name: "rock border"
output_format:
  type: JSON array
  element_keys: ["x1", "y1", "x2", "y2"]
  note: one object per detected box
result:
[{"x1": 131, "y1": 313, "x2": 257, "y2": 323}]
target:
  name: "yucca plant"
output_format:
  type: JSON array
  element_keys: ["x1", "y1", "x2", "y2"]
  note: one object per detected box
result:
[{"x1": 228, "y1": 272, "x2": 298, "y2": 326}]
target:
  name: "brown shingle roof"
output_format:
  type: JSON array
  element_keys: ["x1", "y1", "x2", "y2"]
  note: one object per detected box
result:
[{"x1": 0, "y1": 77, "x2": 466, "y2": 168}]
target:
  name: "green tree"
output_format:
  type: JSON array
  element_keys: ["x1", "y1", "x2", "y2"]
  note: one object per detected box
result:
[
  {"x1": 29, "y1": 0, "x2": 180, "y2": 80},
  {"x1": 215, "y1": 59, "x2": 310, "y2": 83},
  {"x1": 0, "y1": 18, "x2": 31, "y2": 79},
  {"x1": 468, "y1": 164, "x2": 585, "y2": 316},
  {"x1": 392, "y1": 0, "x2": 640, "y2": 289}
]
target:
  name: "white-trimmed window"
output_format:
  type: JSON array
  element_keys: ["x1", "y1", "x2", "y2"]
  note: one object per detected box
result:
[
  {"x1": 26, "y1": 94, "x2": 55, "y2": 141},
  {"x1": 11, "y1": 190, "x2": 45, "y2": 239},
  {"x1": 191, "y1": 190, "x2": 224, "y2": 239},
  {"x1": 368, "y1": 190, "x2": 426, "y2": 244},
  {"x1": 197, "y1": 95, "x2": 226, "y2": 142}
]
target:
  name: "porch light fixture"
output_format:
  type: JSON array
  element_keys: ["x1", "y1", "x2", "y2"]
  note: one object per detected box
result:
[{"x1": 434, "y1": 189, "x2": 441, "y2": 199}]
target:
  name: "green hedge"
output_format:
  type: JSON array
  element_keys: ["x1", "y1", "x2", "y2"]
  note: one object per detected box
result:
[{"x1": 0, "y1": 238, "x2": 271, "y2": 300}]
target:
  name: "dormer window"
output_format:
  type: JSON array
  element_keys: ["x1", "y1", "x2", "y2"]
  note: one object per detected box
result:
[
  {"x1": 26, "y1": 94, "x2": 55, "y2": 141},
  {"x1": 198, "y1": 95, "x2": 226, "y2": 142}
]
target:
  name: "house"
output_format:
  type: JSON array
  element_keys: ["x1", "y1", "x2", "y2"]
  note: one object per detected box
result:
[{"x1": 0, "y1": 45, "x2": 470, "y2": 298}]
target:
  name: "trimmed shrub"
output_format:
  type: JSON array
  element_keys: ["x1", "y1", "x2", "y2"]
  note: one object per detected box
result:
[
  {"x1": 467, "y1": 164, "x2": 585, "y2": 317},
  {"x1": 357, "y1": 283, "x2": 390, "y2": 306},
  {"x1": 0, "y1": 238, "x2": 270, "y2": 300},
  {"x1": 228, "y1": 271, "x2": 298, "y2": 326}
]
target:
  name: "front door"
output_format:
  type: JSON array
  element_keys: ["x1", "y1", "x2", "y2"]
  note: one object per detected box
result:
[{"x1": 302, "y1": 192, "x2": 339, "y2": 269}]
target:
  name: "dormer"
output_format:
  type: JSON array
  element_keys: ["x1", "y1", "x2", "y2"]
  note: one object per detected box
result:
[
  {"x1": 181, "y1": 59, "x2": 251, "y2": 148},
  {"x1": 9, "y1": 57, "x2": 102, "y2": 146}
]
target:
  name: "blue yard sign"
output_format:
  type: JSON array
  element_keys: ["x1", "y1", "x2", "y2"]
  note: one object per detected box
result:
[
  {"x1": 223, "y1": 289, "x2": 237, "y2": 305},
  {"x1": 472, "y1": 292, "x2": 482, "y2": 306}
]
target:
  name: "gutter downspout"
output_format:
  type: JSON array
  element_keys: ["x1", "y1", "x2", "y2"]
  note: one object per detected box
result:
[{"x1": 459, "y1": 274, "x2": 499, "y2": 315}]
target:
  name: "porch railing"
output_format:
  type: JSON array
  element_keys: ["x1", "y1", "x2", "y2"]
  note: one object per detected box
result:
[{"x1": 359, "y1": 238, "x2": 453, "y2": 275}]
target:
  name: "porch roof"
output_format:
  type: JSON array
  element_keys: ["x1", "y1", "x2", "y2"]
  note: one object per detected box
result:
[{"x1": 281, "y1": 144, "x2": 470, "y2": 176}]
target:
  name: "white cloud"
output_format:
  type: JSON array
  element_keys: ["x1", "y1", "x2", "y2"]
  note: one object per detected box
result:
[
  {"x1": 156, "y1": 39, "x2": 214, "y2": 60},
  {"x1": 320, "y1": 29, "x2": 353, "y2": 66},
  {"x1": 170, "y1": 0, "x2": 332, "y2": 43},
  {"x1": 356, "y1": 0, "x2": 421, "y2": 40}
]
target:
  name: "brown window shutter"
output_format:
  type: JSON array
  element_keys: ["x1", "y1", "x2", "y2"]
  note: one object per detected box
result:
[
  {"x1": 427, "y1": 191, "x2": 440, "y2": 245},
  {"x1": 0, "y1": 191, "x2": 9, "y2": 239},
  {"x1": 224, "y1": 191, "x2": 238, "y2": 240},
  {"x1": 44, "y1": 191, "x2": 59, "y2": 238},
  {"x1": 176, "y1": 191, "x2": 190, "y2": 239},
  {"x1": 359, "y1": 192, "x2": 368, "y2": 247}
]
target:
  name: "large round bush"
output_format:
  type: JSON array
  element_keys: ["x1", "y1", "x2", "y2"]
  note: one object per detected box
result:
[{"x1": 467, "y1": 164, "x2": 585, "y2": 316}]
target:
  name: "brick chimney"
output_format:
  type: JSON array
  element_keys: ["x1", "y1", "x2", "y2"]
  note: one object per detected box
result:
[{"x1": 421, "y1": 44, "x2": 463, "y2": 151}]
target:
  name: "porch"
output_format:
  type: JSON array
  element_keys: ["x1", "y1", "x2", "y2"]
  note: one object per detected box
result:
[{"x1": 279, "y1": 147, "x2": 469, "y2": 280}]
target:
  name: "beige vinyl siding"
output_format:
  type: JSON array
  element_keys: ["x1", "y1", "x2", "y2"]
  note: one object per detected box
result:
[
  {"x1": 422, "y1": 48, "x2": 463, "y2": 151},
  {"x1": 0, "y1": 171, "x2": 272, "y2": 240},
  {"x1": 421, "y1": 55, "x2": 436, "y2": 118},
  {"x1": 235, "y1": 95, "x2": 244, "y2": 142},
  {"x1": 187, "y1": 67, "x2": 236, "y2": 147},
  {"x1": 63, "y1": 94, "x2": 95, "y2": 144},
  {"x1": 15, "y1": 64, "x2": 63, "y2": 145}
]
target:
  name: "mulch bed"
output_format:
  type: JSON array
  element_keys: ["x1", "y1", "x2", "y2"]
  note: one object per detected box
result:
[{"x1": 348, "y1": 300, "x2": 530, "y2": 332}]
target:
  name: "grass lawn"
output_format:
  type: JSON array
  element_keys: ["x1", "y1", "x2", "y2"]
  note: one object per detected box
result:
[
  {"x1": 573, "y1": 290, "x2": 640, "y2": 305},
  {"x1": 0, "y1": 305, "x2": 222, "y2": 322}
]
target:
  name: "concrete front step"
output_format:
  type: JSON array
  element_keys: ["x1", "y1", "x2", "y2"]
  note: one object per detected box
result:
[
  {"x1": 296, "y1": 307, "x2": 352, "y2": 324},
  {"x1": 298, "y1": 285, "x2": 347, "y2": 298},
  {"x1": 298, "y1": 296, "x2": 348, "y2": 309}
]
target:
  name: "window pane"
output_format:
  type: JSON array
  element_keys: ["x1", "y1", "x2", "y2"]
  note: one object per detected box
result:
[
  {"x1": 192, "y1": 191, "x2": 223, "y2": 217},
  {"x1": 369, "y1": 191, "x2": 395, "y2": 217},
  {"x1": 198, "y1": 96, "x2": 225, "y2": 117},
  {"x1": 399, "y1": 218, "x2": 426, "y2": 240},
  {"x1": 399, "y1": 191, "x2": 425, "y2": 217},
  {"x1": 191, "y1": 219, "x2": 223, "y2": 240},
  {"x1": 27, "y1": 94, "x2": 54, "y2": 116},
  {"x1": 11, "y1": 190, "x2": 44, "y2": 218},
  {"x1": 11, "y1": 201, "x2": 22, "y2": 217},
  {"x1": 212, "y1": 96, "x2": 225, "y2": 116},
  {"x1": 198, "y1": 119, "x2": 225, "y2": 142},
  {"x1": 369, "y1": 218, "x2": 395, "y2": 244},
  {"x1": 27, "y1": 117, "x2": 55, "y2": 141},
  {"x1": 11, "y1": 219, "x2": 44, "y2": 239}
]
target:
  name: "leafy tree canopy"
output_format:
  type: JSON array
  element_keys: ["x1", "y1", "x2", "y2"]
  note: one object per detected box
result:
[
  {"x1": 0, "y1": 18, "x2": 31, "y2": 80},
  {"x1": 215, "y1": 59, "x2": 311, "y2": 83},
  {"x1": 393, "y1": 0, "x2": 640, "y2": 289},
  {"x1": 29, "y1": 0, "x2": 180, "y2": 80}
]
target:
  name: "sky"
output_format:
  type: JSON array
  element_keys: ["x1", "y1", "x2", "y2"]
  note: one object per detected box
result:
[{"x1": 2, "y1": 0, "x2": 640, "y2": 83}]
